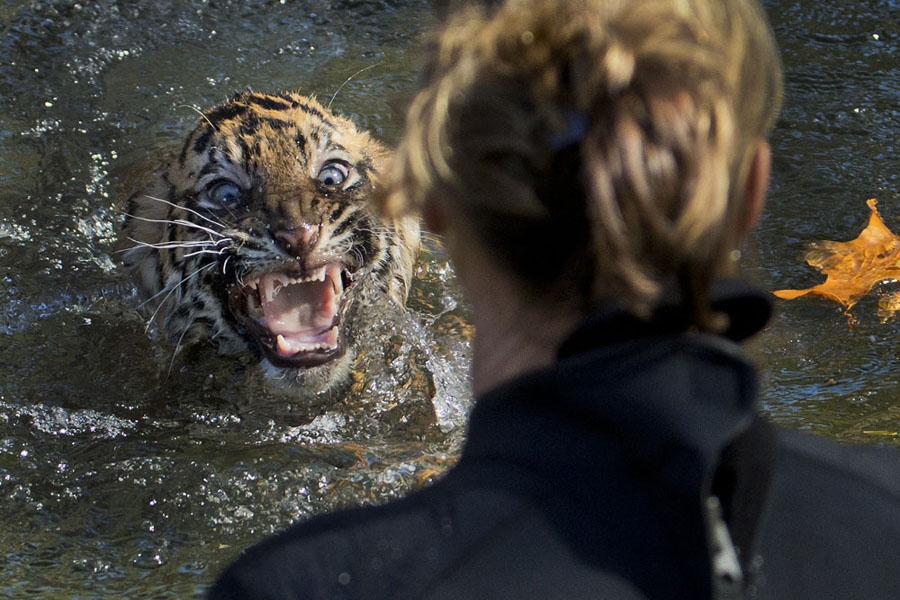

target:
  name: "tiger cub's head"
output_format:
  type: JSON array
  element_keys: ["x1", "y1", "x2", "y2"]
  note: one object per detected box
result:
[{"x1": 121, "y1": 91, "x2": 420, "y2": 393}]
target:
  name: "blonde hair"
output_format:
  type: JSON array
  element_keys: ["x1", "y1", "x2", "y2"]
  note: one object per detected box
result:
[{"x1": 382, "y1": 0, "x2": 783, "y2": 327}]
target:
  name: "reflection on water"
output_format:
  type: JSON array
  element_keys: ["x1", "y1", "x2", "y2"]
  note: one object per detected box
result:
[{"x1": 0, "y1": 0, "x2": 898, "y2": 597}]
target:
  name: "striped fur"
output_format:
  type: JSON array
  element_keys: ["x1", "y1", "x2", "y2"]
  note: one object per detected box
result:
[{"x1": 121, "y1": 91, "x2": 420, "y2": 393}]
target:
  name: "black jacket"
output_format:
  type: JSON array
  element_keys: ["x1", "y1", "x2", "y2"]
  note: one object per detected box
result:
[{"x1": 208, "y1": 284, "x2": 900, "y2": 599}]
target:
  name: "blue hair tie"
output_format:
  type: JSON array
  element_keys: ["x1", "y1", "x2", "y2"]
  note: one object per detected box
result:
[{"x1": 548, "y1": 111, "x2": 589, "y2": 150}]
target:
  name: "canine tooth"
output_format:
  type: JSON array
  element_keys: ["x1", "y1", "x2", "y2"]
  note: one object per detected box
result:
[
  {"x1": 265, "y1": 274, "x2": 292, "y2": 300},
  {"x1": 265, "y1": 279, "x2": 281, "y2": 302}
]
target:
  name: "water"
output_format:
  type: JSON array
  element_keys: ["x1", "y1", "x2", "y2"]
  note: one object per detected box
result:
[
  {"x1": 0, "y1": 1, "x2": 473, "y2": 597},
  {"x1": 0, "y1": 0, "x2": 897, "y2": 597},
  {"x1": 755, "y1": 0, "x2": 900, "y2": 441}
]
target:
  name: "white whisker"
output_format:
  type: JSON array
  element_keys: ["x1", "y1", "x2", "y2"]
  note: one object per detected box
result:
[
  {"x1": 328, "y1": 62, "x2": 382, "y2": 109},
  {"x1": 183, "y1": 248, "x2": 229, "y2": 259},
  {"x1": 124, "y1": 238, "x2": 225, "y2": 252},
  {"x1": 166, "y1": 324, "x2": 193, "y2": 382},
  {"x1": 138, "y1": 262, "x2": 217, "y2": 315},
  {"x1": 123, "y1": 212, "x2": 230, "y2": 240},
  {"x1": 178, "y1": 104, "x2": 216, "y2": 131},
  {"x1": 135, "y1": 195, "x2": 228, "y2": 229}
]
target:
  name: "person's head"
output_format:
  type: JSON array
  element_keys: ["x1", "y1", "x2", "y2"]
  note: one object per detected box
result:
[{"x1": 384, "y1": 0, "x2": 783, "y2": 330}]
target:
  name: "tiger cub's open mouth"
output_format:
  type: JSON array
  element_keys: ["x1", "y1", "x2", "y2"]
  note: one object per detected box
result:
[{"x1": 229, "y1": 263, "x2": 350, "y2": 367}]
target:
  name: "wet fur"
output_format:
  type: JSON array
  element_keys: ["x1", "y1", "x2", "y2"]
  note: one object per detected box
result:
[{"x1": 120, "y1": 91, "x2": 420, "y2": 394}]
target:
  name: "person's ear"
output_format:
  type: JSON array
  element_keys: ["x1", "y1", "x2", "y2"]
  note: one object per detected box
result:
[{"x1": 741, "y1": 139, "x2": 771, "y2": 236}]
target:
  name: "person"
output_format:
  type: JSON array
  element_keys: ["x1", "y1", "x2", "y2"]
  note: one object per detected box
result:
[{"x1": 207, "y1": 0, "x2": 900, "y2": 598}]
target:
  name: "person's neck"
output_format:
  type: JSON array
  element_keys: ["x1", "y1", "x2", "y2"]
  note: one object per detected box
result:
[
  {"x1": 467, "y1": 276, "x2": 583, "y2": 398},
  {"x1": 439, "y1": 212, "x2": 584, "y2": 398}
]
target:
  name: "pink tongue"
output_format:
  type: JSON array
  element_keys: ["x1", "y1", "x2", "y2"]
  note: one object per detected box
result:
[{"x1": 259, "y1": 276, "x2": 337, "y2": 335}]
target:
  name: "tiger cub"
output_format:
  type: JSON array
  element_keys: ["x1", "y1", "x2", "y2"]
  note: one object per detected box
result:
[{"x1": 121, "y1": 91, "x2": 420, "y2": 394}]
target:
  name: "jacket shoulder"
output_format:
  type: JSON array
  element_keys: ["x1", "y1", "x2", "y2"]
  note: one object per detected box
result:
[
  {"x1": 755, "y1": 430, "x2": 900, "y2": 599},
  {"x1": 206, "y1": 475, "x2": 537, "y2": 600},
  {"x1": 776, "y1": 429, "x2": 900, "y2": 498}
]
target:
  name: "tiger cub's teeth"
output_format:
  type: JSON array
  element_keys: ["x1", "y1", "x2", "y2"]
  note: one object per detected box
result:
[
  {"x1": 287, "y1": 267, "x2": 327, "y2": 284},
  {"x1": 255, "y1": 267, "x2": 329, "y2": 297},
  {"x1": 276, "y1": 333, "x2": 335, "y2": 355},
  {"x1": 276, "y1": 334, "x2": 291, "y2": 355}
]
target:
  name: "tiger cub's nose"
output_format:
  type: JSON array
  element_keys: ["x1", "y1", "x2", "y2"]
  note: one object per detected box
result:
[{"x1": 274, "y1": 224, "x2": 320, "y2": 258}]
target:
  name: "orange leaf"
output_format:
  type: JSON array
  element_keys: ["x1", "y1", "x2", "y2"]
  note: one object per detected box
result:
[{"x1": 773, "y1": 199, "x2": 900, "y2": 318}]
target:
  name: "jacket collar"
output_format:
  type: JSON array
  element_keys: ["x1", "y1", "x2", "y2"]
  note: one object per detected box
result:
[
  {"x1": 558, "y1": 278, "x2": 772, "y2": 358},
  {"x1": 459, "y1": 281, "x2": 774, "y2": 596},
  {"x1": 546, "y1": 278, "x2": 773, "y2": 472},
  {"x1": 464, "y1": 323, "x2": 763, "y2": 492},
  {"x1": 466, "y1": 280, "x2": 771, "y2": 467}
]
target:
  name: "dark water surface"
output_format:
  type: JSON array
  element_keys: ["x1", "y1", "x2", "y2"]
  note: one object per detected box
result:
[
  {"x1": 0, "y1": 1, "x2": 474, "y2": 597},
  {"x1": 756, "y1": 0, "x2": 900, "y2": 441},
  {"x1": 0, "y1": 0, "x2": 897, "y2": 597}
]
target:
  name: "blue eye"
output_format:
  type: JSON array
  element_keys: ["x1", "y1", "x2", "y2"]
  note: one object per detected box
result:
[
  {"x1": 317, "y1": 162, "x2": 350, "y2": 187},
  {"x1": 208, "y1": 181, "x2": 243, "y2": 208}
]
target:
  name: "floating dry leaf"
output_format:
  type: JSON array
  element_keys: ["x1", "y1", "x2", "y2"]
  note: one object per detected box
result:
[{"x1": 773, "y1": 198, "x2": 900, "y2": 319}]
